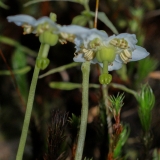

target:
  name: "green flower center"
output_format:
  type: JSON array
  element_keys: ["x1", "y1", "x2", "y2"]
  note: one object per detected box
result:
[
  {"x1": 96, "y1": 46, "x2": 116, "y2": 63},
  {"x1": 39, "y1": 31, "x2": 59, "y2": 46},
  {"x1": 88, "y1": 38, "x2": 101, "y2": 48}
]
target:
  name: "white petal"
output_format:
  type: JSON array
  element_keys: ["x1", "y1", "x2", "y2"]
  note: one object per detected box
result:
[
  {"x1": 116, "y1": 33, "x2": 137, "y2": 43},
  {"x1": 59, "y1": 25, "x2": 90, "y2": 36},
  {"x1": 116, "y1": 33, "x2": 137, "y2": 50},
  {"x1": 108, "y1": 61, "x2": 123, "y2": 71},
  {"x1": 130, "y1": 45, "x2": 149, "y2": 61},
  {"x1": 98, "y1": 60, "x2": 122, "y2": 71},
  {"x1": 35, "y1": 17, "x2": 58, "y2": 29},
  {"x1": 115, "y1": 54, "x2": 123, "y2": 63},
  {"x1": 73, "y1": 53, "x2": 98, "y2": 64},
  {"x1": 82, "y1": 29, "x2": 108, "y2": 45},
  {"x1": 73, "y1": 53, "x2": 85, "y2": 62},
  {"x1": 74, "y1": 38, "x2": 82, "y2": 48},
  {"x1": 103, "y1": 35, "x2": 116, "y2": 45},
  {"x1": 89, "y1": 28, "x2": 108, "y2": 38},
  {"x1": 7, "y1": 14, "x2": 36, "y2": 26}
]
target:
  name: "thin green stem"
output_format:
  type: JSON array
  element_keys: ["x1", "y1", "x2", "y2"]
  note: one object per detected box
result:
[
  {"x1": 102, "y1": 61, "x2": 109, "y2": 74},
  {"x1": 109, "y1": 83, "x2": 137, "y2": 98},
  {"x1": 39, "y1": 62, "x2": 80, "y2": 79},
  {"x1": 84, "y1": 2, "x2": 93, "y2": 28},
  {"x1": 102, "y1": 84, "x2": 113, "y2": 136},
  {"x1": 41, "y1": 44, "x2": 50, "y2": 57},
  {"x1": 16, "y1": 43, "x2": 50, "y2": 160},
  {"x1": 75, "y1": 61, "x2": 90, "y2": 160}
]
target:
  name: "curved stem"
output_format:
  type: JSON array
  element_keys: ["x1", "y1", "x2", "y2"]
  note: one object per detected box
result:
[
  {"x1": 84, "y1": 2, "x2": 93, "y2": 28},
  {"x1": 109, "y1": 83, "x2": 137, "y2": 98},
  {"x1": 75, "y1": 61, "x2": 90, "y2": 160},
  {"x1": 16, "y1": 43, "x2": 50, "y2": 160},
  {"x1": 39, "y1": 62, "x2": 80, "y2": 79}
]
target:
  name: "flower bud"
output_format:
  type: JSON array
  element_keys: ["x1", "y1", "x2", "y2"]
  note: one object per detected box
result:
[
  {"x1": 96, "y1": 46, "x2": 116, "y2": 63},
  {"x1": 39, "y1": 31, "x2": 58, "y2": 46},
  {"x1": 36, "y1": 57, "x2": 50, "y2": 70},
  {"x1": 49, "y1": 13, "x2": 57, "y2": 22},
  {"x1": 99, "y1": 73, "x2": 112, "y2": 84}
]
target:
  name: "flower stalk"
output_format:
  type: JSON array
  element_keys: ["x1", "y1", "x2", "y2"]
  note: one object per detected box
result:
[
  {"x1": 75, "y1": 61, "x2": 90, "y2": 160},
  {"x1": 16, "y1": 43, "x2": 50, "y2": 160}
]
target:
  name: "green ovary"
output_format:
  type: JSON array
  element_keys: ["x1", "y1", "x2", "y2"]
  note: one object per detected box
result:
[
  {"x1": 39, "y1": 31, "x2": 59, "y2": 46},
  {"x1": 36, "y1": 57, "x2": 50, "y2": 70},
  {"x1": 96, "y1": 46, "x2": 116, "y2": 63},
  {"x1": 99, "y1": 73, "x2": 112, "y2": 84}
]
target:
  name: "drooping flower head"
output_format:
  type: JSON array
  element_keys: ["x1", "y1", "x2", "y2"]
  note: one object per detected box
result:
[
  {"x1": 7, "y1": 13, "x2": 61, "y2": 70},
  {"x1": 7, "y1": 14, "x2": 59, "y2": 36},
  {"x1": 66, "y1": 28, "x2": 149, "y2": 84},
  {"x1": 7, "y1": 13, "x2": 61, "y2": 48}
]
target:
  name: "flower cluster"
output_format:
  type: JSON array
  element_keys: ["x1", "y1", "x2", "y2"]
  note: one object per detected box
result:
[
  {"x1": 71, "y1": 29, "x2": 149, "y2": 71},
  {"x1": 7, "y1": 14, "x2": 59, "y2": 35},
  {"x1": 7, "y1": 14, "x2": 149, "y2": 84}
]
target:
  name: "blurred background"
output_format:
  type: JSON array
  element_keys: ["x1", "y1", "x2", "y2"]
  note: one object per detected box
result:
[{"x1": 0, "y1": 0, "x2": 160, "y2": 159}]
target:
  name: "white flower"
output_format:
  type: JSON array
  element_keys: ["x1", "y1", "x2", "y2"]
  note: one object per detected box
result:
[
  {"x1": 73, "y1": 31, "x2": 149, "y2": 71},
  {"x1": 7, "y1": 14, "x2": 59, "y2": 35}
]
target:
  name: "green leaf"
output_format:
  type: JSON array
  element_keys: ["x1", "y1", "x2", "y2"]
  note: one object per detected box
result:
[
  {"x1": 68, "y1": 113, "x2": 80, "y2": 129},
  {"x1": 137, "y1": 57, "x2": 158, "y2": 83},
  {"x1": 153, "y1": 148, "x2": 160, "y2": 160},
  {"x1": 12, "y1": 48, "x2": 30, "y2": 101},
  {"x1": 0, "y1": 66, "x2": 31, "y2": 75},
  {"x1": 0, "y1": 1, "x2": 9, "y2": 9},
  {"x1": 49, "y1": 82, "x2": 100, "y2": 90},
  {"x1": 0, "y1": 36, "x2": 37, "y2": 57},
  {"x1": 72, "y1": 15, "x2": 89, "y2": 26},
  {"x1": 114, "y1": 125, "x2": 130, "y2": 158},
  {"x1": 90, "y1": 12, "x2": 118, "y2": 34}
]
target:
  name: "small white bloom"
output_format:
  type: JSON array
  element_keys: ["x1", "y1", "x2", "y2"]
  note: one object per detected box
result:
[
  {"x1": 107, "y1": 33, "x2": 149, "y2": 66},
  {"x1": 73, "y1": 31, "x2": 149, "y2": 71},
  {"x1": 7, "y1": 14, "x2": 59, "y2": 35}
]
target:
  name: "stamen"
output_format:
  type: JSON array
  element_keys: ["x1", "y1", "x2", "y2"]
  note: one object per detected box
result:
[
  {"x1": 82, "y1": 48, "x2": 95, "y2": 61},
  {"x1": 22, "y1": 24, "x2": 33, "y2": 34},
  {"x1": 74, "y1": 52, "x2": 81, "y2": 58},
  {"x1": 110, "y1": 38, "x2": 128, "y2": 49},
  {"x1": 110, "y1": 38, "x2": 119, "y2": 46},
  {"x1": 119, "y1": 38, "x2": 128, "y2": 49},
  {"x1": 89, "y1": 38, "x2": 101, "y2": 48},
  {"x1": 119, "y1": 49, "x2": 132, "y2": 64},
  {"x1": 60, "y1": 32, "x2": 75, "y2": 43},
  {"x1": 42, "y1": 23, "x2": 49, "y2": 30},
  {"x1": 59, "y1": 39, "x2": 67, "y2": 44},
  {"x1": 123, "y1": 49, "x2": 132, "y2": 58}
]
